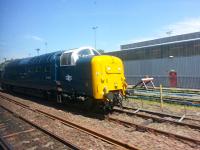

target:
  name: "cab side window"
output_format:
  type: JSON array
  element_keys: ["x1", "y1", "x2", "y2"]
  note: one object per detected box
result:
[
  {"x1": 92, "y1": 50, "x2": 100, "y2": 55},
  {"x1": 60, "y1": 52, "x2": 72, "y2": 66}
]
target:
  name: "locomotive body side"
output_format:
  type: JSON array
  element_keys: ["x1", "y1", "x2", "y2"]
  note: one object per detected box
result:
[
  {"x1": 1, "y1": 47, "x2": 127, "y2": 110},
  {"x1": 1, "y1": 52, "x2": 61, "y2": 92},
  {"x1": 58, "y1": 56, "x2": 93, "y2": 97}
]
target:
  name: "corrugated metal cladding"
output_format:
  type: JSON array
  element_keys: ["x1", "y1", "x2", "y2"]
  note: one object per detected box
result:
[
  {"x1": 106, "y1": 32, "x2": 200, "y2": 89},
  {"x1": 121, "y1": 32, "x2": 200, "y2": 50}
]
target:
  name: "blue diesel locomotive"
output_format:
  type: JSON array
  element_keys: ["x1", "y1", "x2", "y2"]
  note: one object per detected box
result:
[{"x1": 1, "y1": 47, "x2": 127, "y2": 110}]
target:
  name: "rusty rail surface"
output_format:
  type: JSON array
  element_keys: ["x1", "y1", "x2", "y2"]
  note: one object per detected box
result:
[
  {"x1": 0, "y1": 93, "x2": 140, "y2": 150},
  {"x1": 107, "y1": 116, "x2": 200, "y2": 145},
  {"x1": 113, "y1": 107, "x2": 200, "y2": 130},
  {"x1": 0, "y1": 136, "x2": 13, "y2": 150}
]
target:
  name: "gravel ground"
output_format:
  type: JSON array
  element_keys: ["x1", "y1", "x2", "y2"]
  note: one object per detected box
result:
[
  {"x1": 0, "y1": 96, "x2": 117, "y2": 150},
  {"x1": 116, "y1": 106, "x2": 200, "y2": 126},
  {"x1": 0, "y1": 92, "x2": 199, "y2": 150},
  {"x1": 0, "y1": 108, "x2": 69, "y2": 150},
  {"x1": 110, "y1": 112, "x2": 200, "y2": 140}
]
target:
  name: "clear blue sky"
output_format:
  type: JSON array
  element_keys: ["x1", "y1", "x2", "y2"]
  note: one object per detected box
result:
[{"x1": 1, "y1": 0, "x2": 200, "y2": 62}]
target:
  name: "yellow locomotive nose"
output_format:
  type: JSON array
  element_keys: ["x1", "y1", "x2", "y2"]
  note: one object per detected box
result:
[{"x1": 91, "y1": 55, "x2": 126, "y2": 100}]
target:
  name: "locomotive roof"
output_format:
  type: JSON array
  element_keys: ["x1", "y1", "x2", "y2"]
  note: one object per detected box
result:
[
  {"x1": 5, "y1": 47, "x2": 98, "y2": 67},
  {"x1": 6, "y1": 51, "x2": 62, "y2": 67},
  {"x1": 62, "y1": 46, "x2": 95, "y2": 54}
]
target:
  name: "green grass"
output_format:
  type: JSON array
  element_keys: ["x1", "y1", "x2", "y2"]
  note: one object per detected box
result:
[
  {"x1": 131, "y1": 87, "x2": 200, "y2": 95},
  {"x1": 126, "y1": 97, "x2": 200, "y2": 112}
]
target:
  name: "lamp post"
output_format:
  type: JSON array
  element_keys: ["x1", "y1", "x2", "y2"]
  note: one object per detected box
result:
[
  {"x1": 45, "y1": 42, "x2": 48, "y2": 54},
  {"x1": 166, "y1": 30, "x2": 173, "y2": 36},
  {"x1": 92, "y1": 26, "x2": 98, "y2": 49},
  {"x1": 35, "y1": 48, "x2": 40, "y2": 56}
]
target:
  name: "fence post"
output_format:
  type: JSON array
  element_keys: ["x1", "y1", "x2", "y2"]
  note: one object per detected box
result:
[
  {"x1": 140, "y1": 98, "x2": 143, "y2": 108},
  {"x1": 160, "y1": 84, "x2": 163, "y2": 111},
  {"x1": 184, "y1": 104, "x2": 187, "y2": 115}
]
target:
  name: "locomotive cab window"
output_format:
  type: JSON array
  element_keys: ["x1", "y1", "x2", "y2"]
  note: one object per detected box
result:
[
  {"x1": 92, "y1": 49, "x2": 100, "y2": 55},
  {"x1": 60, "y1": 52, "x2": 72, "y2": 66},
  {"x1": 78, "y1": 49, "x2": 100, "y2": 57},
  {"x1": 60, "y1": 48, "x2": 100, "y2": 66},
  {"x1": 78, "y1": 49, "x2": 91, "y2": 57}
]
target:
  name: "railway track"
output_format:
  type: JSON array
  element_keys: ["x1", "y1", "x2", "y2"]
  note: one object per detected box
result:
[
  {"x1": 0, "y1": 133, "x2": 12, "y2": 150},
  {"x1": 0, "y1": 93, "x2": 140, "y2": 150},
  {"x1": 0, "y1": 106, "x2": 80, "y2": 150},
  {"x1": 109, "y1": 107, "x2": 200, "y2": 145},
  {"x1": 115, "y1": 106, "x2": 200, "y2": 128},
  {"x1": 120, "y1": 106, "x2": 200, "y2": 121}
]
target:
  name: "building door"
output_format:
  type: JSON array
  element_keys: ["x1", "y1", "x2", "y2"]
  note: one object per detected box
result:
[{"x1": 169, "y1": 70, "x2": 177, "y2": 87}]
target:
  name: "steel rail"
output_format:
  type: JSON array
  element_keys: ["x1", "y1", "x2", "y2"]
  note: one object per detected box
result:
[
  {"x1": 113, "y1": 107, "x2": 200, "y2": 130},
  {"x1": 121, "y1": 106, "x2": 200, "y2": 122},
  {"x1": 0, "y1": 93, "x2": 140, "y2": 150},
  {"x1": 107, "y1": 116, "x2": 200, "y2": 145},
  {"x1": 0, "y1": 105, "x2": 81, "y2": 150},
  {"x1": 36, "y1": 109, "x2": 139, "y2": 150},
  {"x1": 0, "y1": 135, "x2": 13, "y2": 150}
]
